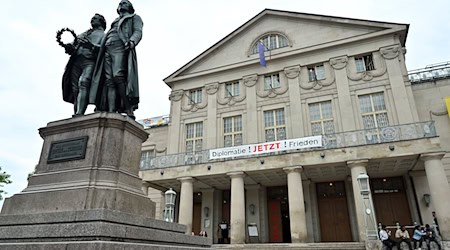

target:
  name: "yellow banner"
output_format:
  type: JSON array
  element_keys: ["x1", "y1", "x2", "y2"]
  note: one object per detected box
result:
[{"x1": 446, "y1": 97, "x2": 450, "y2": 118}]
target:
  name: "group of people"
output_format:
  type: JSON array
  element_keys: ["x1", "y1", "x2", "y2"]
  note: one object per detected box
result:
[
  {"x1": 61, "y1": 0, "x2": 142, "y2": 119},
  {"x1": 379, "y1": 224, "x2": 441, "y2": 250}
]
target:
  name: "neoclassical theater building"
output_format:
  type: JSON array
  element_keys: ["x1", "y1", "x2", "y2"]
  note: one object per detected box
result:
[{"x1": 138, "y1": 9, "x2": 450, "y2": 245}]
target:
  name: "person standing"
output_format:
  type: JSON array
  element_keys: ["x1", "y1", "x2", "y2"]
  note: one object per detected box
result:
[
  {"x1": 62, "y1": 14, "x2": 106, "y2": 116},
  {"x1": 432, "y1": 211, "x2": 441, "y2": 236},
  {"x1": 90, "y1": 0, "x2": 143, "y2": 119}
]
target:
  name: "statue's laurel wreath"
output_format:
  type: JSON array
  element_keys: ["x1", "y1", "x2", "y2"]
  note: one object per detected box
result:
[{"x1": 56, "y1": 28, "x2": 77, "y2": 48}]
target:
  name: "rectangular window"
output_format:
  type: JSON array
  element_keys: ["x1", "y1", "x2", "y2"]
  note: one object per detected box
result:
[
  {"x1": 264, "y1": 74, "x2": 280, "y2": 90},
  {"x1": 308, "y1": 64, "x2": 325, "y2": 81},
  {"x1": 189, "y1": 89, "x2": 202, "y2": 104},
  {"x1": 355, "y1": 54, "x2": 375, "y2": 73},
  {"x1": 309, "y1": 101, "x2": 336, "y2": 147},
  {"x1": 264, "y1": 109, "x2": 286, "y2": 142},
  {"x1": 223, "y1": 116, "x2": 243, "y2": 147},
  {"x1": 359, "y1": 92, "x2": 389, "y2": 143},
  {"x1": 186, "y1": 122, "x2": 203, "y2": 152},
  {"x1": 225, "y1": 82, "x2": 240, "y2": 97},
  {"x1": 140, "y1": 150, "x2": 155, "y2": 168}
]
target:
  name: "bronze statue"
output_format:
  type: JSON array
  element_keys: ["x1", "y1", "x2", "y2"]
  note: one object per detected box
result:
[
  {"x1": 89, "y1": 0, "x2": 143, "y2": 119},
  {"x1": 61, "y1": 14, "x2": 106, "y2": 116}
]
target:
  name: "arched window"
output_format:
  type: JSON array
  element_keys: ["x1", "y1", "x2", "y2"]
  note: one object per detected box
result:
[{"x1": 251, "y1": 33, "x2": 289, "y2": 54}]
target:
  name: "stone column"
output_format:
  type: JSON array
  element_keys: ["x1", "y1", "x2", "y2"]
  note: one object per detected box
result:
[
  {"x1": 380, "y1": 45, "x2": 415, "y2": 124},
  {"x1": 244, "y1": 75, "x2": 258, "y2": 144},
  {"x1": 205, "y1": 83, "x2": 218, "y2": 149},
  {"x1": 228, "y1": 171, "x2": 246, "y2": 244},
  {"x1": 284, "y1": 166, "x2": 307, "y2": 243},
  {"x1": 348, "y1": 159, "x2": 369, "y2": 241},
  {"x1": 284, "y1": 66, "x2": 304, "y2": 138},
  {"x1": 178, "y1": 177, "x2": 194, "y2": 234},
  {"x1": 421, "y1": 152, "x2": 450, "y2": 240},
  {"x1": 167, "y1": 90, "x2": 184, "y2": 154},
  {"x1": 330, "y1": 56, "x2": 356, "y2": 131}
]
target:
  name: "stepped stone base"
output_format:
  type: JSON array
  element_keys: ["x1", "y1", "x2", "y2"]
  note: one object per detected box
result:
[
  {"x1": 0, "y1": 209, "x2": 210, "y2": 249},
  {"x1": 0, "y1": 113, "x2": 211, "y2": 249}
]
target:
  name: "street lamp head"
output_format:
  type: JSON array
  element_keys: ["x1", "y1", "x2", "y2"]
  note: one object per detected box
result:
[
  {"x1": 357, "y1": 173, "x2": 370, "y2": 195},
  {"x1": 165, "y1": 188, "x2": 177, "y2": 206}
]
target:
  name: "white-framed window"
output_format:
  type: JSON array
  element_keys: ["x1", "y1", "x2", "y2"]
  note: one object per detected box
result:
[
  {"x1": 225, "y1": 82, "x2": 240, "y2": 97},
  {"x1": 308, "y1": 64, "x2": 325, "y2": 81},
  {"x1": 140, "y1": 150, "x2": 155, "y2": 168},
  {"x1": 189, "y1": 89, "x2": 202, "y2": 104},
  {"x1": 252, "y1": 34, "x2": 289, "y2": 54},
  {"x1": 186, "y1": 122, "x2": 203, "y2": 153},
  {"x1": 264, "y1": 109, "x2": 286, "y2": 142},
  {"x1": 309, "y1": 101, "x2": 335, "y2": 135},
  {"x1": 355, "y1": 54, "x2": 375, "y2": 73},
  {"x1": 359, "y1": 92, "x2": 389, "y2": 143},
  {"x1": 359, "y1": 92, "x2": 389, "y2": 128},
  {"x1": 223, "y1": 116, "x2": 243, "y2": 147},
  {"x1": 264, "y1": 73, "x2": 280, "y2": 90}
]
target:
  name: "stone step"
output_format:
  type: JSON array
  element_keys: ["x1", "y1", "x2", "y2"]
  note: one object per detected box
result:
[{"x1": 212, "y1": 242, "x2": 366, "y2": 250}]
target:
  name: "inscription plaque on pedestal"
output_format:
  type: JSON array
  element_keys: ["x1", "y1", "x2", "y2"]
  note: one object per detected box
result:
[{"x1": 47, "y1": 136, "x2": 88, "y2": 163}]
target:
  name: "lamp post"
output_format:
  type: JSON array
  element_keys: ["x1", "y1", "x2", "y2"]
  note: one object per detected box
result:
[
  {"x1": 356, "y1": 173, "x2": 378, "y2": 240},
  {"x1": 164, "y1": 188, "x2": 177, "y2": 222}
]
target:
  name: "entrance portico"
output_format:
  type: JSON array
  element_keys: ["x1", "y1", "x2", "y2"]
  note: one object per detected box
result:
[{"x1": 141, "y1": 137, "x2": 449, "y2": 244}]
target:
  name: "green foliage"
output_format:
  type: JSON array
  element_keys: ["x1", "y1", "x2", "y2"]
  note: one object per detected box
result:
[{"x1": 0, "y1": 166, "x2": 12, "y2": 200}]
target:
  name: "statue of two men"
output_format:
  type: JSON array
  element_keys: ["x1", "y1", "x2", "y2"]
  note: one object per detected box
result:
[{"x1": 61, "y1": 0, "x2": 143, "y2": 119}]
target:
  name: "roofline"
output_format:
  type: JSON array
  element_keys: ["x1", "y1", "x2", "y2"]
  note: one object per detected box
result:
[{"x1": 163, "y1": 8, "x2": 409, "y2": 88}]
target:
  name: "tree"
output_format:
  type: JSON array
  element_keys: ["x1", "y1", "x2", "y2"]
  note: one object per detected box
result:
[{"x1": 0, "y1": 166, "x2": 12, "y2": 200}]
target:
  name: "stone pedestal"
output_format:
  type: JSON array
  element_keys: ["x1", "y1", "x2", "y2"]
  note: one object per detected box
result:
[{"x1": 0, "y1": 113, "x2": 210, "y2": 249}]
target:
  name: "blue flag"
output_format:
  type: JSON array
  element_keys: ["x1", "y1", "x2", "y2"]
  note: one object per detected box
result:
[{"x1": 258, "y1": 42, "x2": 266, "y2": 67}]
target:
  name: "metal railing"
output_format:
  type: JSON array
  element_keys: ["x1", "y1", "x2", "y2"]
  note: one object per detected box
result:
[
  {"x1": 140, "y1": 121, "x2": 436, "y2": 170},
  {"x1": 408, "y1": 61, "x2": 450, "y2": 84}
]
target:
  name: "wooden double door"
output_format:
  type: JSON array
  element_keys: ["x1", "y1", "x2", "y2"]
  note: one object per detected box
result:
[
  {"x1": 371, "y1": 177, "x2": 412, "y2": 228},
  {"x1": 317, "y1": 181, "x2": 353, "y2": 242}
]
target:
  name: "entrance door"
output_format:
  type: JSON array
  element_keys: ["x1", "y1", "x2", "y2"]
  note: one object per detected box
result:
[
  {"x1": 192, "y1": 192, "x2": 202, "y2": 235},
  {"x1": 267, "y1": 186, "x2": 291, "y2": 243},
  {"x1": 371, "y1": 177, "x2": 412, "y2": 227},
  {"x1": 317, "y1": 181, "x2": 353, "y2": 242}
]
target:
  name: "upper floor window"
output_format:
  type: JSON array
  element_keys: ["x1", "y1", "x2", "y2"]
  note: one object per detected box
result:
[
  {"x1": 309, "y1": 101, "x2": 335, "y2": 135},
  {"x1": 308, "y1": 64, "x2": 325, "y2": 81},
  {"x1": 186, "y1": 122, "x2": 203, "y2": 153},
  {"x1": 225, "y1": 82, "x2": 240, "y2": 97},
  {"x1": 264, "y1": 74, "x2": 280, "y2": 90},
  {"x1": 140, "y1": 150, "x2": 155, "y2": 168},
  {"x1": 224, "y1": 116, "x2": 243, "y2": 147},
  {"x1": 359, "y1": 92, "x2": 389, "y2": 128},
  {"x1": 264, "y1": 109, "x2": 286, "y2": 142},
  {"x1": 252, "y1": 34, "x2": 289, "y2": 54},
  {"x1": 355, "y1": 54, "x2": 375, "y2": 73},
  {"x1": 189, "y1": 89, "x2": 202, "y2": 104}
]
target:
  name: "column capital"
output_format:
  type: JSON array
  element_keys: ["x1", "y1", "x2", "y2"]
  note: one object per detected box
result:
[
  {"x1": 227, "y1": 171, "x2": 245, "y2": 179},
  {"x1": 141, "y1": 181, "x2": 151, "y2": 188},
  {"x1": 283, "y1": 166, "x2": 303, "y2": 174},
  {"x1": 420, "y1": 152, "x2": 446, "y2": 161},
  {"x1": 347, "y1": 159, "x2": 369, "y2": 168},
  {"x1": 177, "y1": 176, "x2": 194, "y2": 183},
  {"x1": 284, "y1": 65, "x2": 301, "y2": 79}
]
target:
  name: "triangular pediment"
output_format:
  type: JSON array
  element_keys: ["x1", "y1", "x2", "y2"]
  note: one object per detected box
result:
[{"x1": 164, "y1": 9, "x2": 408, "y2": 86}]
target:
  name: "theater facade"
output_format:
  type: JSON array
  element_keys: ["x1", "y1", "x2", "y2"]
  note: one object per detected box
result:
[{"x1": 139, "y1": 9, "x2": 450, "y2": 245}]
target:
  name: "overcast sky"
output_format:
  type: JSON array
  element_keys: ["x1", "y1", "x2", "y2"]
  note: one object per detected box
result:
[{"x1": 1, "y1": 0, "x2": 449, "y2": 208}]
